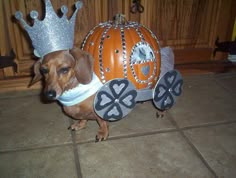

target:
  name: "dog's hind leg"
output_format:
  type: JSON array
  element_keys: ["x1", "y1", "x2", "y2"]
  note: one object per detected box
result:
[
  {"x1": 156, "y1": 109, "x2": 166, "y2": 118},
  {"x1": 95, "y1": 117, "x2": 109, "y2": 142}
]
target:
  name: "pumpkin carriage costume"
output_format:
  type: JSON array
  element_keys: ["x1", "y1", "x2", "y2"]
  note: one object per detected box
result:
[{"x1": 15, "y1": 0, "x2": 183, "y2": 122}]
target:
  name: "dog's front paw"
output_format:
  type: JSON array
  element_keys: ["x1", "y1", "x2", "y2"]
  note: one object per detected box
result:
[{"x1": 95, "y1": 129, "x2": 109, "y2": 142}]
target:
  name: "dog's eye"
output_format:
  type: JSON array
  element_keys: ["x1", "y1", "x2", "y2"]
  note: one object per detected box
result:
[
  {"x1": 59, "y1": 67, "x2": 70, "y2": 74},
  {"x1": 40, "y1": 67, "x2": 49, "y2": 74}
]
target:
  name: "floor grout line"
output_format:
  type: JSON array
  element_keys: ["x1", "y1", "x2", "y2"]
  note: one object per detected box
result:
[
  {"x1": 69, "y1": 119, "x2": 83, "y2": 178},
  {"x1": 180, "y1": 119, "x2": 236, "y2": 130},
  {"x1": 1, "y1": 119, "x2": 235, "y2": 154},
  {"x1": 0, "y1": 142, "x2": 73, "y2": 154},
  {"x1": 74, "y1": 128, "x2": 180, "y2": 145},
  {"x1": 166, "y1": 113, "x2": 218, "y2": 178},
  {"x1": 213, "y1": 77, "x2": 236, "y2": 97},
  {"x1": 213, "y1": 72, "x2": 236, "y2": 79},
  {"x1": 0, "y1": 128, "x2": 179, "y2": 154},
  {"x1": 73, "y1": 119, "x2": 236, "y2": 146}
]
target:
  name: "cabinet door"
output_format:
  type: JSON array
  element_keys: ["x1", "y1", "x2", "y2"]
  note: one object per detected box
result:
[
  {"x1": 140, "y1": 0, "x2": 236, "y2": 63},
  {"x1": 0, "y1": 0, "x2": 17, "y2": 78}
]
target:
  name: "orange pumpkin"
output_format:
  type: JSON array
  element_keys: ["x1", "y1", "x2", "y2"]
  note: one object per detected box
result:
[{"x1": 82, "y1": 17, "x2": 161, "y2": 90}]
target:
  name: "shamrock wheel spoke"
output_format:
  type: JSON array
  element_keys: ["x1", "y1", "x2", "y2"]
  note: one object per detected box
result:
[
  {"x1": 153, "y1": 70, "x2": 183, "y2": 110},
  {"x1": 94, "y1": 79, "x2": 137, "y2": 121}
]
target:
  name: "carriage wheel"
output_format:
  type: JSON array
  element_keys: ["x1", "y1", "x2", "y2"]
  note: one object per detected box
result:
[
  {"x1": 153, "y1": 70, "x2": 183, "y2": 110},
  {"x1": 94, "y1": 79, "x2": 137, "y2": 121}
]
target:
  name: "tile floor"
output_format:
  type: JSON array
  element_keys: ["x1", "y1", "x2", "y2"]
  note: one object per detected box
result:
[{"x1": 0, "y1": 72, "x2": 236, "y2": 178}]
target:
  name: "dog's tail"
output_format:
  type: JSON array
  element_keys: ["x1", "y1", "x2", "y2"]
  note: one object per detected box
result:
[{"x1": 215, "y1": 37, "x2": 220, "y2": 46}]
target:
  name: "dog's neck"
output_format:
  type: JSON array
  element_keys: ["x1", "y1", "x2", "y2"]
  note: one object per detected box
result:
[{"x1": 57, "y1": 73, "x2": 103, "y2": 106}]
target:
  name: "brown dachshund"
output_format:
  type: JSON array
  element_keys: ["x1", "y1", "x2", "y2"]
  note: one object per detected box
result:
[{"x1": 30, "y1": 48, "x2": 109, "y2": 142}]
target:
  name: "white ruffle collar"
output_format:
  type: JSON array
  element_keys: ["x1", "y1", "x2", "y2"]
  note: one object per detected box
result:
[{"x1": 58, "y1": 73, "x2": 103, "y2": 106}]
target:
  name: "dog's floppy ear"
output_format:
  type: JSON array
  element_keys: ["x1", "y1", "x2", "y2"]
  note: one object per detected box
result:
[
  {"x1": 70, "y1": 48, "x2": 93, "y2": 84},
  {"x1": 29, "y1": 60, "x2": 42, "y2": 87}
]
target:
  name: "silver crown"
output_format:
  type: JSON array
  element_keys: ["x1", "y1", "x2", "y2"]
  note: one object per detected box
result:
[{"x1": 15, "y1": 0, "x2": 83, "y2": 58}]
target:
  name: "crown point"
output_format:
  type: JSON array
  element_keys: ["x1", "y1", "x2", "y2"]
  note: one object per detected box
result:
[
  {"x1": 75, "y1": 1, "x2": 83, "y2": 9},
  {"x1": 61, "y1": 5, "x2": 68, "y2": 14},
  {"x1": 30, "y1": 10, "x2": 39, "y2": 19},
  {"x1": 15, "y1": 0, "x2": 82, "y2": 58},
  {"x1": 33, "y1": 49, "x2": 41, "y2": 58},
  {"x1": 15, "y1": 11, "x2": 23, "y2": 20}
]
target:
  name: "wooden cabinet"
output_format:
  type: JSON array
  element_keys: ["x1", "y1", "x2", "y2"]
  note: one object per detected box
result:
[{"x1": 0, "y1": 0, "x2": 235, "y2": 91}]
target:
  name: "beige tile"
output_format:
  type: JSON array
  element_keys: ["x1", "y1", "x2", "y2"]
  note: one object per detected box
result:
[
  {"x1": 184, "y1": 123, "x2": 236, "y2": 178},
  {"x1": 77, "y1": 132, "x2": 214, "y2": 178},
  {"x1": 73, "y1": 101, "x2": 175, "y2": 143},
  {"x1": 0, "y1": 96, "x2": 72, "y2": 151},
  {"x1": 169, "y1": 76, "x2": 236, "y2": 127},
  {"x1": 214, "y1": 72, "x2": 236, "y2": 95},
  {"x1": 0, "y1": 145, "x2": 77, "y2": 178}
]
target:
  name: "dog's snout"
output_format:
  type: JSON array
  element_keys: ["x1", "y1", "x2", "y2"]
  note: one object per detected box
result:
[{"x1": 45, "y1": 90, "x2": 57, "y2": 100}]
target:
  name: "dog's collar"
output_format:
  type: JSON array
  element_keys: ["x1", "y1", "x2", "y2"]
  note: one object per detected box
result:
[{"x1": 57, "y1": 73, "x2": 103, "y2": 106}]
